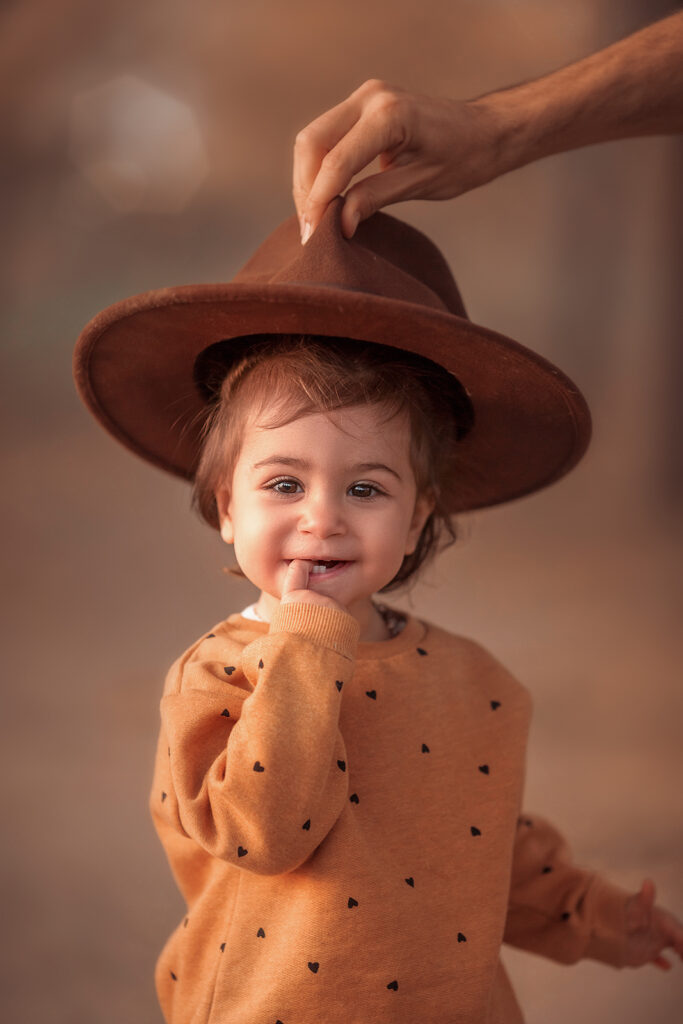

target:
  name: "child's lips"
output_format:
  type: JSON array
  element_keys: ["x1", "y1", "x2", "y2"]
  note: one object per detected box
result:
[
  {"x1": 308, "y1": 561, "x2": 351, "y2": 580},
  {"x1": 285, "y1": 558, "x2": 351, "y2": 564},
  {"x1": 284, "y1": 558, "x2": 353, "y2": 579}
]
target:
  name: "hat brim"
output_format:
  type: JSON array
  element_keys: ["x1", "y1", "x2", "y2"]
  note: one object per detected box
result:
[{"x1": 73, "y1": 281, "x2": 591, "y2": 514}]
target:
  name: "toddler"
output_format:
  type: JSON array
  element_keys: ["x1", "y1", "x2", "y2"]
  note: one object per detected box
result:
[{"x1": 73, "y1": 196, "x2": 682, "y2": 1023}]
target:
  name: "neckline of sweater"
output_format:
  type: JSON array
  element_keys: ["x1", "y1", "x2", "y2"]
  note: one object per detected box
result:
[{"x1": 229, "y1": 607, "x2": 428, "y2": 660}]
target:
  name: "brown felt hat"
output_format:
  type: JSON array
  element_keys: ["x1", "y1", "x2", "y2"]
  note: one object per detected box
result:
[{"x1": 73, "y1": 195, "x2": 591, "y2": 514}]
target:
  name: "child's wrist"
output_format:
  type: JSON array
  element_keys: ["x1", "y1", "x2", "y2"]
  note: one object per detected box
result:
[
  {"x1": 270, "y1": 600, "x2": 360, "y2": 659},
  {"x1": 280, "y1": 590, "x2": 346, "y2": 614}
]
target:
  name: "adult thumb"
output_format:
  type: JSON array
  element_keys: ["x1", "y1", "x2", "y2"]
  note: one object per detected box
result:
[{"x1": 339, "y1": 162, "x2": 421, "y2": 238}]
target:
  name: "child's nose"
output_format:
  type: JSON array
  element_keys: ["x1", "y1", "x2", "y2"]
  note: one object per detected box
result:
[{"x1": 297, "y1": 493, "x2": 347, "y2": 538}]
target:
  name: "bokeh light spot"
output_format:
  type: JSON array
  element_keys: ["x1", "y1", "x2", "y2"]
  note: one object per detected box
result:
[{"x1": 69, "y1": 75, "x2": 208, "y2": 213}]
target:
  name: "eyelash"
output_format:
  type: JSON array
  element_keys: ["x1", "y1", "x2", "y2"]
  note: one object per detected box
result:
[{"x1": 264, "y1": 476, "x2": 386, "y2": 500}]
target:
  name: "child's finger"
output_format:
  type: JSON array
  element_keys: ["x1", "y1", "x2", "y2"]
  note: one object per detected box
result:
[
  {"x1": 652, "y1": 955, "x2": 672, "y2": 970},
  {"x1": 627, "y1": 879, "x2": 656, "y2": 927},
  {"x1": 282, "y1": 558, "x2": 310, "y2": 596}
]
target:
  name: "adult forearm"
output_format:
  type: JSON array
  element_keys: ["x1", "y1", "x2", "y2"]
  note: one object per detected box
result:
[{"x1": 473, "y1": 11, "x2": 683, "y2": 177}]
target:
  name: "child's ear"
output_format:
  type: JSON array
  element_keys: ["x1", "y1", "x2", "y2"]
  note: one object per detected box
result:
[
  {"x1": 215, "y1": 487, "x2": 234, "y2": 545},
  {"x1": 405, "y1": 491, "x2": 436, "y2": 556}
]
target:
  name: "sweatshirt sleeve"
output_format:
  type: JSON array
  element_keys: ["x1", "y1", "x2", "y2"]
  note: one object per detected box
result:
[
  {"x1": 502, "y1": 812, "x2": 632, "y2": 968},
  {"x1": 155, "y1": 602, "x2": 360, "y2": 876}
]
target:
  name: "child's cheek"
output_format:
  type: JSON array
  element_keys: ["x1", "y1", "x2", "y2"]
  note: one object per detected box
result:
[{"x1": 232, "y1": 524, "x2": 281, "y2": 593}]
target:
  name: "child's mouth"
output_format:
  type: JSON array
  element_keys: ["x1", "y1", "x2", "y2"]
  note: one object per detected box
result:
[
  {"x1": 287, "y1": 559, "x2": 350, "y2": 578},
  {"x1": 310, "y1": 559, "x2": 343, "y2": 575}
]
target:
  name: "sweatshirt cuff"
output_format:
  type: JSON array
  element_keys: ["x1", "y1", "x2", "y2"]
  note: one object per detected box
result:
[
  {"x1": 584, "y1": 875, "x2": 631, "y2": 968},
  {"x1": 269, "y1": 601, "x2": 360, "y2": 660}
]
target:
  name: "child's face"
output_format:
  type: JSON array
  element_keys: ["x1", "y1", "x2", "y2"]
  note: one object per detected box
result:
[{"x1": 215, "y1": 402, "x2": 434, "y2": 625}]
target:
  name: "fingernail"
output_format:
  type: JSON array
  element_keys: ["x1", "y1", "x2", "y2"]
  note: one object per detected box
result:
[
  {"x1": 347, "y1": 209, "x2": 360, "y2": 237},
  {"x1": 301, "y1": 219, "x2": 313, "y2": 245}
]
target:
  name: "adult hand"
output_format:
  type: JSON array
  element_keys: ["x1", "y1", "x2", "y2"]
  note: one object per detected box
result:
[
  {"x1": 293, "y1": 79, "x2": 500, "y2": 243},
  {"x1": 279, "y1": 558, "x2": 348, "y2": 614},
  {"x1": 292, "y1": 12, "x2": 683, "y2": 245},
  {"x1": 622, "y1": 879, "x2": 683, "y2": 970}
]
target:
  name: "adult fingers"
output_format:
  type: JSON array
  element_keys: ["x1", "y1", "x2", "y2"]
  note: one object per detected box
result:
[
  {"x1": 336, "y1": 159, "x2": 431, "y2": 238},
  {"x1": 292, "y1": 91, "x2": 363, "y2": 231},
  {"x1": 293, "y1": 80, "x2": 408, "y2": 239},
  {"x1": 300, "y1": 110, "x2": 406, "y2": 238}
]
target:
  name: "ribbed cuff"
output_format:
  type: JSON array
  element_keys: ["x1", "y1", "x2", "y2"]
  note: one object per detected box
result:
[
  {"x1": 584, "y1": 875, "x2": 630, "y2": 968},
  {"x1": 269, "y1": 601, "x2": 360, "y2": 660}
]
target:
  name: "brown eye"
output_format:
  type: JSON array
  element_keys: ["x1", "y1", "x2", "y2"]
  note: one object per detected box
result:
[
  {"x1": 349, "y1": 483, "x2": 380, "y2": 499},
  {"x1": 269, "y1": 478, "x2": 301, "y2": 494}
]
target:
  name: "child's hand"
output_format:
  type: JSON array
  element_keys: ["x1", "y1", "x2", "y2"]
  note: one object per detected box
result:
[
  {"x1": 622, "y1": 878, "x2": 683, "y2": 970},
  {"x1": 279, "y1": 559, "x2": 348, "y2": 616}
]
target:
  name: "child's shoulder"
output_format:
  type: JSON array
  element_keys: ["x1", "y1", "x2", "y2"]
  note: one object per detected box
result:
[
  {"x1": 178, "y1": 611, "x2": 257, "y2": 656},
  {"x1": 418, "y1": 617, "x2": 534, "y2": 705},
  {"x1": 161, "y1": 612, "x2": 262, "y2": 695}
]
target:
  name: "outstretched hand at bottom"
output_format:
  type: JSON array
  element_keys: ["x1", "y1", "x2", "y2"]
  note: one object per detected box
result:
[{"x1": 623, "y1": 879, "x2": 683, "y2": 970}]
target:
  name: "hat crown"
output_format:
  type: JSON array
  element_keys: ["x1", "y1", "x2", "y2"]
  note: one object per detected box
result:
[{"x1": 232, "y1": 196, "x2": 468, "y2": 318}]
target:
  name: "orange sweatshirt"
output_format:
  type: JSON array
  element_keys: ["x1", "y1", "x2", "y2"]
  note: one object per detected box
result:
[{"x1": 149, "y1": 601, "x2": 632, "y2": 1024}]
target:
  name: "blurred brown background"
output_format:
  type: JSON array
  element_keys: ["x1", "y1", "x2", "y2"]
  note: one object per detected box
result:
[{"x1": 2, "y1": 0, "x2": 682, "y2": 1021}]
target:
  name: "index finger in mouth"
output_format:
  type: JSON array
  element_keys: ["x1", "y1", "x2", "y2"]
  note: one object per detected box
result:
[{"x1": 283, "y1": 558, "x2": 310, "y2": 594}]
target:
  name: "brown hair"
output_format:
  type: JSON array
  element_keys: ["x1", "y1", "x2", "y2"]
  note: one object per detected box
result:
[{"x1": 191, "y1": 334, "x2": 473, "y2": 592}]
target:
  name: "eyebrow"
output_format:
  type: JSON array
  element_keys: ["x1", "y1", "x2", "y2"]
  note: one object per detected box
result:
[{"x1": 251, "y1": 456, "x2": 402, "y2": 482}]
